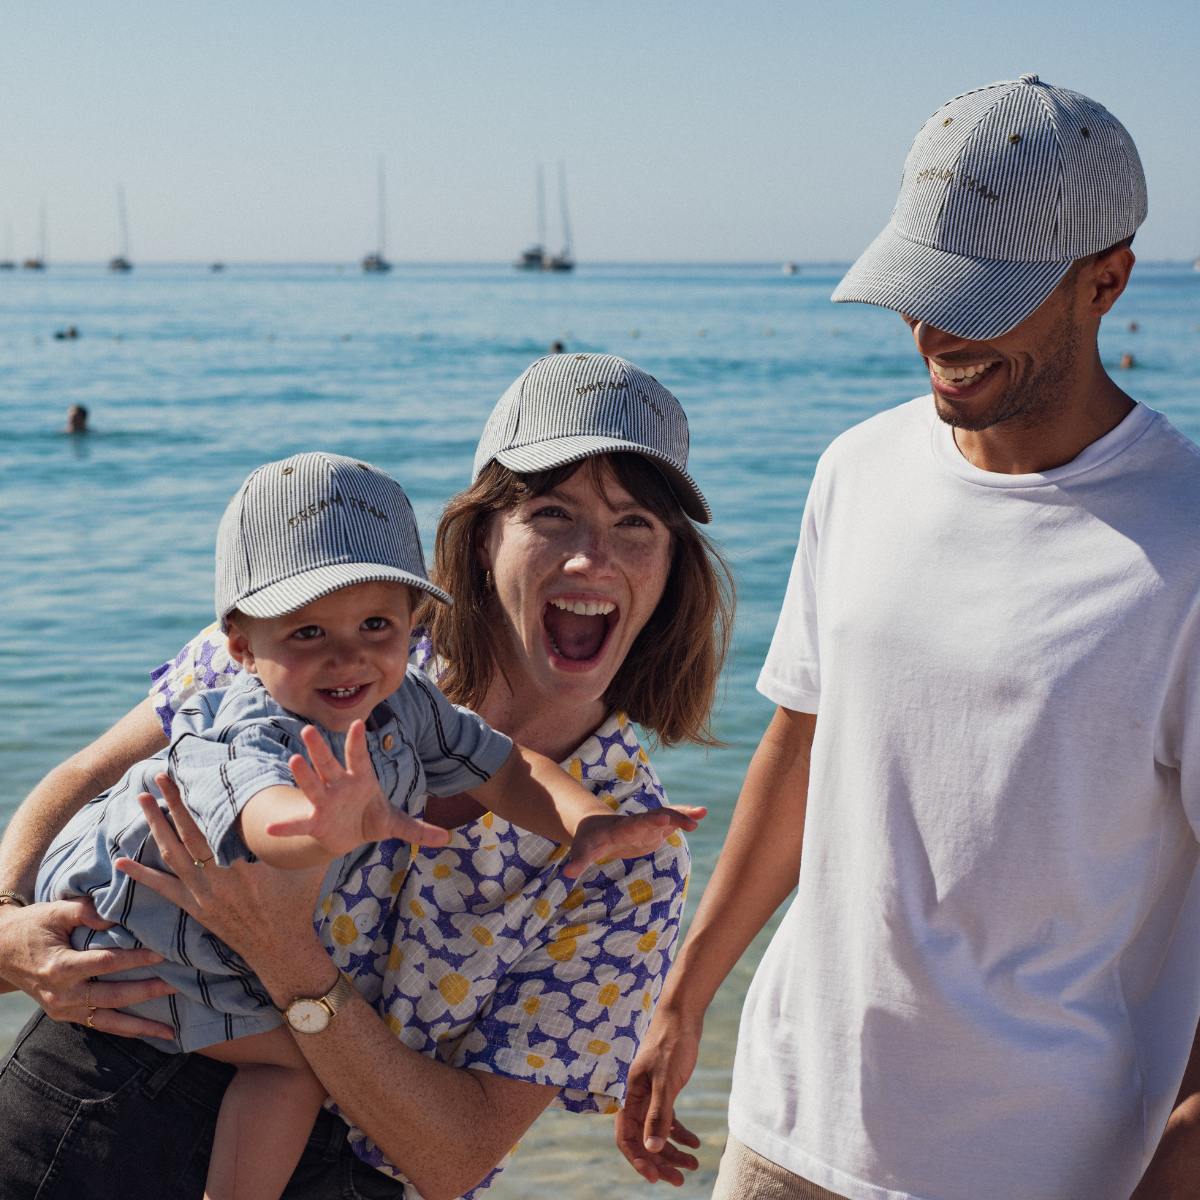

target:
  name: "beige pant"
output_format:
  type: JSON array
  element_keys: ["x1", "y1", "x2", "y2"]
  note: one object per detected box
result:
[{"x1": 711, "y1": 1134, "x2": 849, "y2": 1200}]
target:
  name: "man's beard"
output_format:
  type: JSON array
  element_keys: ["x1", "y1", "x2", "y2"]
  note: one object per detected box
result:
[{"x1": 933, "y1": 306, "x2": 1082, "y2": 434}]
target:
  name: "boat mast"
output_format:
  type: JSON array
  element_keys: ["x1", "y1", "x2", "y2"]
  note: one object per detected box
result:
[
  {"x1": 377, "y1": 157, "x2": 388, "y2": 258},
  {"x1": 537, "y1": 164, "x2": 546, "y2": 252},
  {"x1": 117, "y1": 185, "x2": 131, "y2": 260},
  {"x1": 557, "y1": 161, "x2": 573, "y2": 259}
]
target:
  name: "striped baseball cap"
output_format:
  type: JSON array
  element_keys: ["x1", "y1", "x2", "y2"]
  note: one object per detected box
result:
[
  {"x1": 832, "y1": 74, "x2": 1147, "y2": 340},
  {"x1": 215, "y1": 451, "x2": 450, "y2": 628},
  {"x1": 472, "y1": 353, "x2": 711, "y2": 523}
]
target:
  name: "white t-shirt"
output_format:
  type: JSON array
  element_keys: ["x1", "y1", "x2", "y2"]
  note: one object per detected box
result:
[{"x1": 737, "y1": 397, "x2": 1200, "y2": 1200}]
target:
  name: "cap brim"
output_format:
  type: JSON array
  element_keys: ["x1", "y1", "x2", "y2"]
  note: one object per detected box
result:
[
  {"x1": 231, "y1": 562, "x2": 452, "y2": 622},
  {"x1": 831, "y1": 226, "x2": 1073, "y2": 341},
  {"x1": 494, "y1": 436, "x2": 712, "y2": 524}
]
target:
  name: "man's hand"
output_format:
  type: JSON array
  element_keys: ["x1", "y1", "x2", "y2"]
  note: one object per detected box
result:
[
  {"x1": 615, "y1": 1005, "x2": 703, "y2": 1186},
  {"x1": 563, "y1": 806, "x2": 706, "y2": 879},
  {"x1": 0, "y1": 897, "x2": 175, "y2": 1039},
  {"x1": 266, "y1": 722, "x2": 451, "y2": 855}
]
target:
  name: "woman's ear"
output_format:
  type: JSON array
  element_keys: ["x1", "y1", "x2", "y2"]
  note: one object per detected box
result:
[
  {"x1": 226, "y1": 623, "x2": 256, "y2": 672},
  {"x1": 475, "y1": 520, "x2": 494, "y2": 571}
]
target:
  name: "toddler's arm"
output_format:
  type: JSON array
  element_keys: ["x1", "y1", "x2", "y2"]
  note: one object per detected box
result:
[
  {"x1": 470, "y1": 747, "x2": 706, "y2": 878},
  {"x1": 240, "y1": 723, "x2": 450, "y2": 868}
]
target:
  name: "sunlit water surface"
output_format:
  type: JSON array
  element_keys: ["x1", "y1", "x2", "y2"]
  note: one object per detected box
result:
[{"x1": 3, "y1": 262, "x2": 1198, "y2": 1197}]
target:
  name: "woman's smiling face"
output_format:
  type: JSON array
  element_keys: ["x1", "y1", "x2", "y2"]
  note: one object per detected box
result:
[{"x1": 480, "y1": 457, "x2": 673, "y2": 717}]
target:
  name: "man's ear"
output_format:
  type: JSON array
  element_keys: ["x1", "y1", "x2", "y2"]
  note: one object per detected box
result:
[
  {"x1": 226, "y1": 622, "x2": 256, "y2": 672},
  {"x1": 1086, "y1": 244, "x2": 1135, "y2": 320}
]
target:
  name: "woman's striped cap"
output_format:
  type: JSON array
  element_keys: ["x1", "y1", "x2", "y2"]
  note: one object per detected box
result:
[
  {"x1": 832, "y1": 74, "x2": 1147, "y2": 340},
  {"x1": 215, "y1": 451, "x2": 451, "y2": 628},
  {"x1": 473, "y1": 353, "x2": 711, "y2": 523}
]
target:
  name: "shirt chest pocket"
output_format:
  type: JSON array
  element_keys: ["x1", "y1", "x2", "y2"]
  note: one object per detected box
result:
[{"x1": 373, "y1": 736, "x2": 428, "y2": 817}]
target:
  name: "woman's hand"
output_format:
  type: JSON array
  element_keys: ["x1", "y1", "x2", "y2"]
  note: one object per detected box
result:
[
  {"x1": 267, "y1": 723, "x2": 451, "y2": 855},
  {"x1": 0, "y1": 899, "x2": 177, "y2": 1039},
  {"x1": 115, "y1": 774, "x2": 326, "y2": 990},
  {"x1": 564, "y1": 806, "x2": 707, "y2": 879}
]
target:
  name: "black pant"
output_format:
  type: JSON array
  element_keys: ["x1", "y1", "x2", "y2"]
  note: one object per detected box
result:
[{"x1": 0, "y1": 1011, "x2": 404, "y2": 1199}]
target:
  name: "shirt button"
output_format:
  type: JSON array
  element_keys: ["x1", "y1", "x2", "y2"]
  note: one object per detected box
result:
[{"x1": 382, "y1": 734, "x2": 395, "y2": 751}]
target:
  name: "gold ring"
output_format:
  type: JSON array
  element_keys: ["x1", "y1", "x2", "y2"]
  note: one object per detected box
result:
[
  {"x1": 86, "y1": 1007, "x2": 97, "y2": 1029},
  {"x1": 193, "y1": 855, "x2": 214, "y2": 869}
]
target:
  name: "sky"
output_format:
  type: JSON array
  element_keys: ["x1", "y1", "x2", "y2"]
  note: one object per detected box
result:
[{"x1": 3, "y1": 0, "x2": 1198, "y2": 264}]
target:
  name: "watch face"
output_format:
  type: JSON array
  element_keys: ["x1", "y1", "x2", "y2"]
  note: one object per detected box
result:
[{"x1": 286, "y1": 998, "x2": 331, "y2": 1034}]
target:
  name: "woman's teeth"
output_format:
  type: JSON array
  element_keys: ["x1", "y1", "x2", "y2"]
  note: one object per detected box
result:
[
  {"x1": 930, "y1": 360, "x2": 997, "y2": 384},
  {"x1": 548, "y1": 597, "x2": 615, "y2": 616}
]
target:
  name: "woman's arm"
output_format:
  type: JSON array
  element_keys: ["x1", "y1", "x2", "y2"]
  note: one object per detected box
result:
[
  {"x1": 0, "y1": 697, "x2": 166, "y2": 898},
  {"x1": 120, "y1": 777, "x2": 557, "y2": 1200},
  {"x1": 0, "y1": 697, "x2": 177, "y2": 1036}
]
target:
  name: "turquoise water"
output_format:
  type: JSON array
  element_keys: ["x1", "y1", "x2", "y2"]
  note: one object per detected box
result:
[{"x1": 3, "y1": 262, "x2": 1199, "y2": 1197}]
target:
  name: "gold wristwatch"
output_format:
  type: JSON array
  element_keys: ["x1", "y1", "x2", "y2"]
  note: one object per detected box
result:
[{"x1": 282, "y1": 972, "x2": 355, "y2": 1034}]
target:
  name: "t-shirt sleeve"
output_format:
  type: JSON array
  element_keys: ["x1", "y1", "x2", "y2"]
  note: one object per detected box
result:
[
  {"x1": 1162, "y1": 602, "x2": 1200, "y2": 840},
  {"x1": 448, "y1": 792, "x2": 691, "y2": 1112},
  {"x1": 149, "y1": 623, "x2": 243, "y2": 738},
  {"x1": 168, "y1": 716, "x2": 303, "y2": 865},
  {"x1": 757, "y1": 460, "x2": 824, "y2": 713},
  {"x1": 402, "y1": 669, "x2": 514, "y2": 796}
]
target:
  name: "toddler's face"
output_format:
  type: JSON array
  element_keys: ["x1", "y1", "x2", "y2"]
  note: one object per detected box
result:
[{"x1": 226, "y1": 581, "x2": 415, "y2": 731}]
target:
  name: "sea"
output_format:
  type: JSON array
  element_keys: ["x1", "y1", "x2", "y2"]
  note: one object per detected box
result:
[{"x1": 3, "y1": 261, "x2": 1199, "y2": 1197}]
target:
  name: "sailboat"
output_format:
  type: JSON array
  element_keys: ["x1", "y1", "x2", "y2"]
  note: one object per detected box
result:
[
  {"x1": 361, "y1": 159, "x2": 392, "y2": 273},
  {"x1": 541, "y1": 162, "x2": 574, "y2": 272},
  {"x1": 514, "y1": 165, "x2": 547, "y2": 270},
  {"x1": 514, "y1": 163, "x2": 575, "y2": 271},
  {"x1": 22, "y1": 202, "x2": 47, "y2": 270},
  {"x1": 0, "y1": 220, "x2": 14, "y2": 270},
  {"x1": 109, "y1": 185, "x2": 133, "y2": 272}
]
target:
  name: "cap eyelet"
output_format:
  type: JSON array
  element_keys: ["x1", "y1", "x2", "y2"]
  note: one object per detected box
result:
[
  {"x1": 942, "y1": 117, "x2": 953, "y2": 127},
  {"x1": 1081, "y1": 126, "x2": 1090, "y2": 138},
  {"x1": 1008, "y1": 133, "x2": 1022, "y2": 144},
  {"x1": 281, "y1": 466, "x2": 294, "y2": 475}
]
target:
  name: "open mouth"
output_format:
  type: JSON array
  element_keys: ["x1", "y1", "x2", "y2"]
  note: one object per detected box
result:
[
  {"x1": 543, "y1": 597, "x2": 618, "y2": 666},
  {"x1": 317, "y1": 684, "x2": 369, "y2": 708},
  {"x1": 928, "y1": 358, "x2": 1000, "y2": 399}
]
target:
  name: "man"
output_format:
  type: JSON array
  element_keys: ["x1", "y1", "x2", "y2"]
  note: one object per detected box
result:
[{"x1": 617, "y1": 74, "x2": 1200, "y2": 1199}]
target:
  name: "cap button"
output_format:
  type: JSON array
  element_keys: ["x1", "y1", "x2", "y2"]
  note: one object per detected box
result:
[{"x1": 1018, "y1": 72, "x2": 1040, "y2": 84}]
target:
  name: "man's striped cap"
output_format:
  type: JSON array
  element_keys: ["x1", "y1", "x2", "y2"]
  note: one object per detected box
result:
[
  {"x1": 215, "y1": 451, "x2": 450, "y2": 628},
  {"x1": 473, "y1": 353, "x2": 711, "y2": 523},
  {"x1": 832, "y1": 74, "x2": 1147, "y2": 340}
]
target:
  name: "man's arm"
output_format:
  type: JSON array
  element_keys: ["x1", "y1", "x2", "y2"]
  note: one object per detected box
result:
[
  {"x1": 0, "y1": 697, "x2": 177, "y2": 1036},
  {"x1": 1131, "y1": 1019, "x2": 1200, "y2": 1199},
  {"x1": 616, "y1": 705, "x2": 816, "y2": 1185}
]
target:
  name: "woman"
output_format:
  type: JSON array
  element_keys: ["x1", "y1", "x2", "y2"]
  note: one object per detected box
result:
[{"x1": 0, "y1": 352, "x2": 732, "y2": 1199}]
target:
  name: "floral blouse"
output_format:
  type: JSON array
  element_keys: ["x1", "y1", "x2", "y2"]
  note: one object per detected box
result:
[{"x1": 151, "y1": 625, "x2": 691, "y2": 1197}]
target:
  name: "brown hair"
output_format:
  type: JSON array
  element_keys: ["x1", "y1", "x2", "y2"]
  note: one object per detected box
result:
[{"x1": 414, "y1": 454, "x2": 734, "y2": 747}]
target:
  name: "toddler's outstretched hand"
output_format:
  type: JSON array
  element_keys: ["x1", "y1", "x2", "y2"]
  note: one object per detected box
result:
[
  {"x1": 266, "y1": 722, "x2": 451, "y2": 855},
  {"x1": 563, "y1": 806, "x2": 706, "y2": 879}
]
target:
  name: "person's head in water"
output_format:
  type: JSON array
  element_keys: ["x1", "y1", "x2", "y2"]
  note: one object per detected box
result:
[{"x1": 65, "y1": 405, "x2": 88, "y2": 434}]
